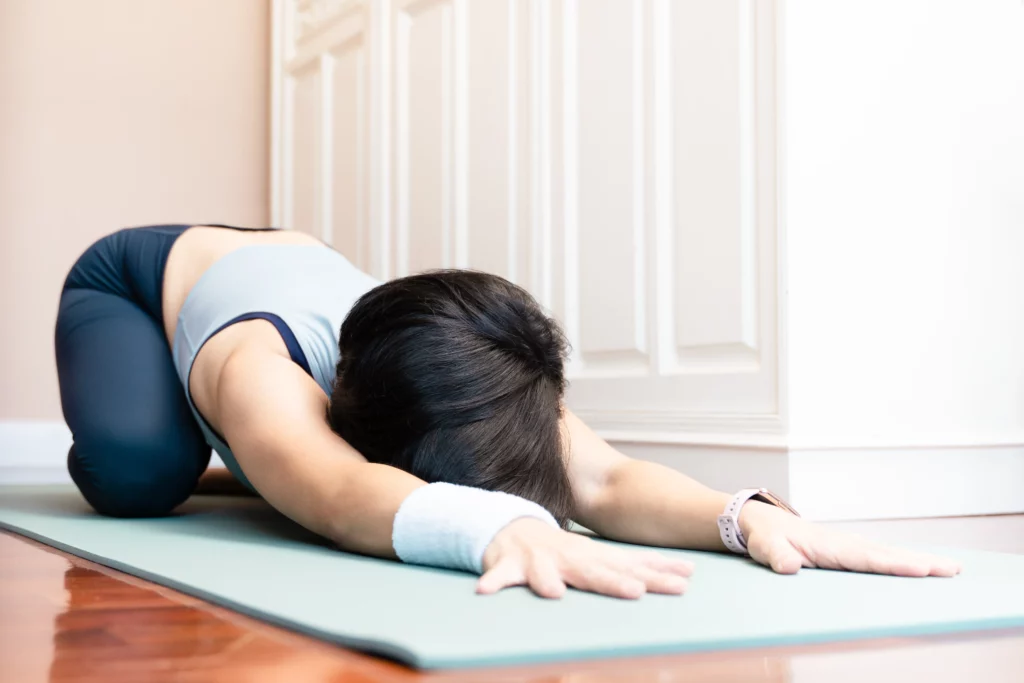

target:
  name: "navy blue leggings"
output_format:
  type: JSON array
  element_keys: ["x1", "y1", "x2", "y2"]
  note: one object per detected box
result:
[{"x1": 55, "y1": 225, "x2": 209, "y2": 517}]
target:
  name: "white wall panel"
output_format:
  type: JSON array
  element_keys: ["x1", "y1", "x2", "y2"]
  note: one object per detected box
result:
[
  {"x1": 572, "y1": 0, "x2": 648, "y2": 373},
  {"x1": 328, "y1": 40, "x2": 367, "y2": 267},
  {"x1": 563, "y1": 0, "x2": 781, "y2": 434},
  {"x1": 280, "y1": 1, "x2": 368, "y2": 248},
  {"x1": 288, "y1": 64, "x2": 321, "y2": 236},
  {"x1": 465, "y1": 0, "x2": 524, "y2": 282},
  {"x1": 669, "y1": 0, "x2": 758, "y2": 369},
  {"x1": 392, "y1": 0, "x2": 463, "y2": 276}
]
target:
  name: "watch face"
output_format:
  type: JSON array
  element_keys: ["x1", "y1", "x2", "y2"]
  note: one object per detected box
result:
[{"x1": 752, "y1": 489, "x2": 800, "y2": 517}]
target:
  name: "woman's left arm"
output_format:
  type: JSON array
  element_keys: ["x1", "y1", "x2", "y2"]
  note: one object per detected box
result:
[{"x1": 564, "y1": 410, "x2": 962, "y2": 577}]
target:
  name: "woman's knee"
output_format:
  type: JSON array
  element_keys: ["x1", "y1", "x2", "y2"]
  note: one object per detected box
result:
[{"x1": 67, "y1": 436, "x2": 205, "y2": 518}]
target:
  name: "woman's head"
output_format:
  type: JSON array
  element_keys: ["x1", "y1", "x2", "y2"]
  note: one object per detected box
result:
[{"x1": 327, "y1": 270, "x2": 574, "y2": 527}]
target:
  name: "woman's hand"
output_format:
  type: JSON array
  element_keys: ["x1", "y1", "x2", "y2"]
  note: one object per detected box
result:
[
  {"x1": 740, "y1": 502, "x2": 963, "y2": 577},
  {"x1": 477, "y1": 518, "x2": 695, "y2": 599}
]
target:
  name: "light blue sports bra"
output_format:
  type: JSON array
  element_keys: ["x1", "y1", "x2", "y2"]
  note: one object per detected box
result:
[{"x1": 171, "y1": 244, "x2": 381, "y2": 489}]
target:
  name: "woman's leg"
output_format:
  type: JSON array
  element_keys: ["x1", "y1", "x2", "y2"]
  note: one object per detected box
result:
[{"x1": 55, "y1": 229, "x2": 210, "y2": 517}]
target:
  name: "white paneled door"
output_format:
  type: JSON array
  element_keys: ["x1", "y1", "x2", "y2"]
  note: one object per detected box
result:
[{"x1": 271, "y1": 0, "x2": 783, "y2": 443}]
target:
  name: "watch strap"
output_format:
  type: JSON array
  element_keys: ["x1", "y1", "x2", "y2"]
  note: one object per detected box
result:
[{"x1": 717, "y1": 488, "x2": 766, "y2": 555}]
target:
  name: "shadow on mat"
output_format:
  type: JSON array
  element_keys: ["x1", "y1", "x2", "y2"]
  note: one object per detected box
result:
[
  {"x1": 8, "y1": 488, "x2": 336, "y2": 553},
  {"x1": 159, "y1": 494, "x2": 336, "y2": 551}
]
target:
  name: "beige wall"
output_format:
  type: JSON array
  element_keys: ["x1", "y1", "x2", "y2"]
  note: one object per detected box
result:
[{"x1": 0, "y1": 0, "x2": 270, "y2": 419}]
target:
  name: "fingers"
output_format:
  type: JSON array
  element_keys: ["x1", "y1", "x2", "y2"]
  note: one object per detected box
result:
[
  {"x1": 637, "y1": 552, "x2": 696, "y2": 578},
  {"x1": 622, "y1": 564, "x2": 689, "y2": 595},
  {"x1": 883, "y1": 548, "x2": 962, "y2": 577},
  {"x1": 607, "y1": 550, "x2": 691, "y2": 594},
  {"x1": 526, "y1": 555, "x2": 567, "y2": 599},
  {"x1": 479, "y1": 553, "x2": 667, "y2": 600},
  {"x1": 478, "y1": 524, "x2": 695, "y2": 599},
  {"x1": 928, "y1": 555, "x2": 963, "y2": 577},
  {"x1": 795, "y1": 534, "x2": 928, "y2": 577},
  {"x1": 868, "y1": 548, "x2": 962, "y2": 578},
  {"x1": 787, "y1": 529, "x2": 964, "y2": 578},
  {"x1": 818, "y1": 536, "x2": 962, "y2": 578},
  {"x1": 562, "y1": 564, "x2": 647, "y2": 600},
  {"x1": 478, "y1": 554, "x2": 570, "y2": 599},
  {"x1": 559, "y1": 547, "x2": 692, "y2": 598},
  {"x1": 476, "y1": 556, "x2": 526, "y2": 595},
  {"x1": 763, "y1": 535, "x2": 805, "y2": 574},
  {"x1": 863, "y1": 548, "x2": 931, "y2": 577}
]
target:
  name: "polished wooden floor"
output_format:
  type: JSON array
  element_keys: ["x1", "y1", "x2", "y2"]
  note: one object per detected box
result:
[{"x1": 2, "y1": 514, "x2": 1024, "y2": 683}]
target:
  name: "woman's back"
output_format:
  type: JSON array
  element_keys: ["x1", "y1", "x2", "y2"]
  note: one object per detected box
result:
[{"x1": 161, "y1": 226, "x2": 325, "y2": 345}]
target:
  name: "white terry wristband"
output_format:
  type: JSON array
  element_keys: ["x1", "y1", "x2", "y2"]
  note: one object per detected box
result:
[{"x1": 391, "y1": 482, "x2": 559, "y2": 574}]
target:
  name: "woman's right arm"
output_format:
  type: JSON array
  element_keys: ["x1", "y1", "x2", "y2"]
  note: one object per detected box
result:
[
  {"x1": 214, "y1": 346, "x2": 693, "y2": 598},
  {"x1": 214, "y1": 346, "x2": 422, "y2": 557}
]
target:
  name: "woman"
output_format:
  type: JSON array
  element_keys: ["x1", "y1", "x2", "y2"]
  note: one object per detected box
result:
[{"x1": 55, "y1": 224, "x2": 960, "y2": 599}]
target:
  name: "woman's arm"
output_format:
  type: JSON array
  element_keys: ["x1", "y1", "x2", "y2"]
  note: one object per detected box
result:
[
  {"x1": 215, "y1": 346, "x2": 422, "y2": 556},
  {"x1": 564, "y1": 410, "x2": 963, "y2": 577},
  {"x1": 210, "y1": 345, "x2": 694, "y2": 597},
  {"x1": 564, "y1": 411, "x2": 730, "y2": 550}
]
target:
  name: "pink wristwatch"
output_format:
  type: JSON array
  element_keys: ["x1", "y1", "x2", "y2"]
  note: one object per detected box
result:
[{"x1": 717, "y1": 488, "x2": 800, "y2": 555}]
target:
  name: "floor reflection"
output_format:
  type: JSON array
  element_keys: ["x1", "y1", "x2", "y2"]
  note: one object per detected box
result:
[
  {"x1": 40, "y1": 560, "x2": 794, "y2": 683},
  {"x1": 43, "y1": 562, "x2": 382, "y2": 683},
  {"x1": 48, "y1": 564, "x2": 244, "y2": 681}
]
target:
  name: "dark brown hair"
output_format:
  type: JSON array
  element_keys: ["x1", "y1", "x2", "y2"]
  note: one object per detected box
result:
[{"x1": 327, "y1": 270, "x2": 575, "y2": 527}]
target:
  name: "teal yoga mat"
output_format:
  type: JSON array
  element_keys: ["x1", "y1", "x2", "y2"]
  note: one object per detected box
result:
[{"x1": 2, "y1": 486, "x2": 1024, "y2": 670}]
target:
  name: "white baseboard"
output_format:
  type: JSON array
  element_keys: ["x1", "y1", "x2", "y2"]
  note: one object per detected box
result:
[
  {"x1": 0, "y1": 420, "x2": 73, "y2": 484},
  {"x1": 0, "y1": 420, "x2": 224, "y2": 485}
]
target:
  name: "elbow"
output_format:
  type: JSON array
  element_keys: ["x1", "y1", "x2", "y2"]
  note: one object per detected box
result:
[{"x1": 574, "y1": 458, "x2": 632, "y2": 526}]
